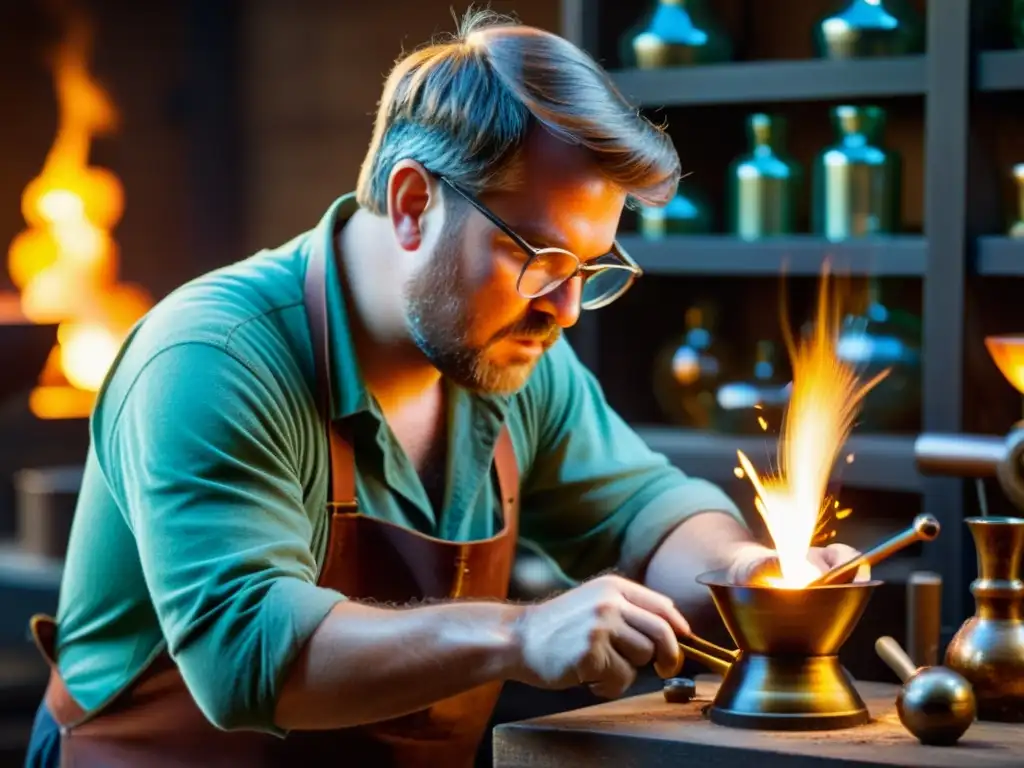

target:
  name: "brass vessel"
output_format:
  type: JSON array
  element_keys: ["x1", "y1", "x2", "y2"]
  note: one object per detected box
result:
[
  {"x1": 945, "y1": 516, "x2": 1024, "y2": 722},
  {"x1": 678, "y1": 571, "x2": 880, "y2": 730}
]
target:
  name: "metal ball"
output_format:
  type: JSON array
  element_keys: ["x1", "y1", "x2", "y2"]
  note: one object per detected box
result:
[
  {"x1": 896, "y1": 667, "x2": 976, "y2": 746},
  {"x1": 663, "y1": 677, "x2": 697, "y2": 703}
]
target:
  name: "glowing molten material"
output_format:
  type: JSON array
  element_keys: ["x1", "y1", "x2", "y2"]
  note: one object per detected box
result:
[
  {"x1": 7, "y1": 11, "x2": 152, "y2": 419},
  {"x1": 985, "y1": 335, "x2": 1024, "y2": 396},
  {"x1": 738, "y1": 266, "x2": 888, "y2": 588}
]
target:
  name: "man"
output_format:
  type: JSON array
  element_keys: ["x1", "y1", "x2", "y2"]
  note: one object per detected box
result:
[{"x1": 25, "y1": 11, "x2": 860, "y2": 768}]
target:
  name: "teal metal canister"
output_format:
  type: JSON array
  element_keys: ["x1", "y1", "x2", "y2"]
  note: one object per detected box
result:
[
  {"x1": 813, "y1": 0, "x2": 924, "y2": 59},
  {"x1": 1008, "y1": 0, "x2": 1024, "y2": 48},
  {"x1": 623, "y1": 0, "x2": 732, "y2": 69},
  {"x1": 727, "y1": 114, "x2": 802, "y2": 240},
  {"x1": 639, "y1": 186, "x2": 713, "y2": 237},
  {"x1": 812, "y1": 105, "x2": 901, "y2": 241}
]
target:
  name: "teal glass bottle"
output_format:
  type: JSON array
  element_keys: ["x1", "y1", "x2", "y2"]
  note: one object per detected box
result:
[
  {"x1": 622, "y1": 0, "x2": 732, "y2": 69},
  {"x1": 1012, "y1": 0, "x2": 1024, "y2": 48},
  {"x1": 836, "y1": 279, "x2": 921, "y2": 432},
  {"x1": 714, "y1": 340, "x2": 790, "y2": 436},
  {"x1": 638, "y1": 186, "x2": 713, "y2": 237},
  {"x1": 813, "y1": 0, "x2": 925, "y2": 59},
  {"x1": 653, "y1": 303, "x2": 731, "y2": 429},
  {"x1": 1010, "y1": 164, "x2": 1024, "y2": 238},
  {"x1": 727, "y1": 114, "x2": 802, "y2": 241},
  {"x1": 812, "y1": 105, "x2": 902, "y2": 241}
]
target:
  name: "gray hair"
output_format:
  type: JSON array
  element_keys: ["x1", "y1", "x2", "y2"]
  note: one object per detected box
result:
[{"x1": 355, "y1": 9, "x2": 681, "y2": 213}]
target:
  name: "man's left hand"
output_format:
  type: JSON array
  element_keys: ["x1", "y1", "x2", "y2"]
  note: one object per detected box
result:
[
  {"x1": 727, "y1": 542, "x2": 870, "y2": 586},
  {"x1": 806, "y1": 542, "x2": 870, "y2": 582}
]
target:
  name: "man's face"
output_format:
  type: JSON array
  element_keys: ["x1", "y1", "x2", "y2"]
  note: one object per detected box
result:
[{"x1": 403, "y1": 131, "x2": 626, "y2": 394}]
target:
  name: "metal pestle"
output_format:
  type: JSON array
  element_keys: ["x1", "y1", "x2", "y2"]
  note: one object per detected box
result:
[{"x1": 806, "y1": 514, "x2": 941, "y2": 588}]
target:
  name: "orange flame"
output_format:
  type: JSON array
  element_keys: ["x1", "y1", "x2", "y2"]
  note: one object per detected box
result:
[
  {"x1": 738, "y1": 265, "x2": 888, "y2": 588},
  {"x1": 8, "y1": 8, "x2": 152, "y2": 418}
]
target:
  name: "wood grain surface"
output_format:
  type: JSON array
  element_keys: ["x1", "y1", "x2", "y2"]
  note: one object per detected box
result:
[{"x1": 493, "y1": 677, "x2": 1024, "y2": 767}]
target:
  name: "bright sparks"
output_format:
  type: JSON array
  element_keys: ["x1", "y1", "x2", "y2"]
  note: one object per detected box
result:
[{"x1": 738, "y1": 265, "x2": 888, "y2": 588}]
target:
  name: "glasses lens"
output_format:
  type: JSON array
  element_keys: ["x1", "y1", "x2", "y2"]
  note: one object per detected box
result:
[
  {"x1": 581, "y1": 268, "x2": 634, "y2": 309},
  {"x1": 518, "y1": 249, "x2": 578, "y2": 298}
]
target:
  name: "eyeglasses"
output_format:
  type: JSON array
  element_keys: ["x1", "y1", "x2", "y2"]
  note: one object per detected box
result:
[{"x1": 439, "y1": 177, "x2": 642, "y2": 310}]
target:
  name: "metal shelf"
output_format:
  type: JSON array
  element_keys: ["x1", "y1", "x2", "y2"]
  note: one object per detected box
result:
[
  {"x1": 619, "y1": 235, "x2": 928, "y2": 277},
  {"x1": 609, "y1": 56, "x2": 927, "y2": 107},
  {"x1": 975, "y1": 236, "x2": 1024, "y2": 275},
  {"x1": 561, "y1": 0, "x2": 980, "y2": 629},
  {"x1": 977, "y1": 50, "x2": 1024, "y2": 92},
  {"x1": 637, "y1": 425, "x2": 923, "y2": 494}
]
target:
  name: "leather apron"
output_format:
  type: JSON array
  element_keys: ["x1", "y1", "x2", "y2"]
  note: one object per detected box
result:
[{"x1": 28, "y1": 237, "x2": 521, "y2": 767}]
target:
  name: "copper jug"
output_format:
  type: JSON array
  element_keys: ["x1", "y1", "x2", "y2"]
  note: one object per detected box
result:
[{"x1": 944, "y1": 516, "x2": 1024, "y2": 722}]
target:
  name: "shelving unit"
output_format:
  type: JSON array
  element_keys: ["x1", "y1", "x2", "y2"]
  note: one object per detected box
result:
[
  {"x1": 619, "y1": 234, "x2": 929, "y2": 276},
  {"x1": 975, "y1": 236, "x2": 1024, "y2": 275},
  {"x1": 609, "y1": 55, "x2": 927, "y2": 106},
  {"x1": 637, "y1": 426, "x2": 923, "y2": 494},
  {"x1": 562, "y1": 0, "x2": 1024, "y2": 644},
  {"x1": 977, "y1": 49, "x2": 1024, "y2": 91}
]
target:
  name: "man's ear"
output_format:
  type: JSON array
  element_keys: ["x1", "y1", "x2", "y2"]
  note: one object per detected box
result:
[{"x1": 387, "y1": 161, "x2": 433, "y2": 253}]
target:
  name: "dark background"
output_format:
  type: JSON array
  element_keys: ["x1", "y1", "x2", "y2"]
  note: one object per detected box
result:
[{"x1": 0, "y1": 0, "x2": 1023, "y2": 764}]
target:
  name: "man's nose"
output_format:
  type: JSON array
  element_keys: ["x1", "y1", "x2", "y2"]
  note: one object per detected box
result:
[{"x1": 530, "y1": 277, "x2": 582, "y2": 329}]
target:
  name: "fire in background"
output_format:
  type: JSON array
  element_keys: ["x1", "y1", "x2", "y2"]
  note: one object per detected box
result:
[{"x1": 6, "y1": 7, "x2": 151, "y2": 420}]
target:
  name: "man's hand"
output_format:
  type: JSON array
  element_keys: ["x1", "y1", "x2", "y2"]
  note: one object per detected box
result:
[
  {"x1": 727, "y1": 542, "x2": 870, "y2": 586},
  {"x1": 510, "y1": 574, "x2": 688, "y2": 699},
  {"x1": 807, "y1": 542, "x2": 870, "y2": 581}
]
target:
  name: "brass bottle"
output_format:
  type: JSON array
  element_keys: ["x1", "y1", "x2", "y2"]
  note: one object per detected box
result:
[
  {"x1": 813, "y1": 0, "x2": 924, "y2": 59},
  {"x1": 944, "y1": 517, "x2": 1024, "y2": 722},
  {"x1": 727, "y1": 114, "x2": 801, "y2": 240},
  {"x1": 626, "y1": 0, "x2": 732, "y2": 69},
  {"x1": 1009, "y1": 164, "x2": 1024, "y2": 238},
  {"x1": 812, "y1": 105, "x2": 901, "y2": 241},
  {"x1": 652, "y1": 303, "x2": 726, "y2": 429}
]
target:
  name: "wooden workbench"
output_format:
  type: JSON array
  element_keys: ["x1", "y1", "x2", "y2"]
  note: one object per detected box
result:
[{"x1": 492, "y1": 677, "x2": 1024, "y2": 767}]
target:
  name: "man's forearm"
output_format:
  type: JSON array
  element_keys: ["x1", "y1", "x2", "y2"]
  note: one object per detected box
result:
[
  {"x1": 274, "y1": 599, "x2": 523, "y2": 731},
  {"x1": 642, "y1": 511, "x2": 760, "y2": 619}
]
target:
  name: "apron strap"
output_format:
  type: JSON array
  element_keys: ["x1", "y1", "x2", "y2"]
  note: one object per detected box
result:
[
  {"x1": 30, "y1": 614, "x2": 89, "y2": 726},
  {"x1": 303, "y1": 237, "x2": 356, "y2": 509},
  {"x1": 493, "y1": 426, "x2": 519, "y2": 533},
  {"x1": 302, "y1": 229, "x2": 520, "y2": 525}
]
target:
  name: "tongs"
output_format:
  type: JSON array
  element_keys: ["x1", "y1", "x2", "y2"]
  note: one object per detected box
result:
[{"x1": 677, "y1": 633, "x2": 738, "y2": 677}]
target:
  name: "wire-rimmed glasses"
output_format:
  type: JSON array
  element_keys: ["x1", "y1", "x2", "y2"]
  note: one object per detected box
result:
[{"x1": 440, "y1": 177, "x2": 642, "y2": 310}]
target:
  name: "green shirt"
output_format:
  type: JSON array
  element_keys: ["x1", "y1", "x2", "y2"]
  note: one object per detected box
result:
[{"x1": 53, "y1": 194, "x2": 742, "y2": 734}]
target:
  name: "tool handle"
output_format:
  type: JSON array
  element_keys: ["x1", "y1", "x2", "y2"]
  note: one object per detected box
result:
[
  {"x1": 809, "y1": 514, "x2": 941, "y2": 587},
  {"x1": 907, "y1": 571, "x2": 942, "y2": 667},
  {"x1": 914, "y1": 433, "x2": 1004, "y2": 477},
  {"x1": 682, "y1": 633, "x2": 739, "y2": 663},
  {"x1": 875, "y1": 635, "x2": 918, "y2": 683},
  {"x1": 677, "y1": 642, "x2": 732, "y2": 677}
]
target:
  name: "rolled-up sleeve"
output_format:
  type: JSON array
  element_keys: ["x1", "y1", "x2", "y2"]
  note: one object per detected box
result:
[
  {"x1": 518, "y1": 339, "x2": 743, "y2": 581},
  {"x1": 102, "y1": 341, "x2": 344, "y2": 734}
]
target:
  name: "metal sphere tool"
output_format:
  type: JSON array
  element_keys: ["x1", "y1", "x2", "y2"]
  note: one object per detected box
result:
[
  {"x1": 662, "y1": 677, "x2": 697, "y2": 703},
  {"x1": 807, "y1": 514, "x2": 941, "y2": 588},
  {"x1": 875, "y1": 635, "x2": 976, "y2": 746}
]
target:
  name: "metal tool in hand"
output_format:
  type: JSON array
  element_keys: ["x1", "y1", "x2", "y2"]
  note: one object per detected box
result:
[{"x1": 807, "y1": 513, "x2": 940, "y2": 587}]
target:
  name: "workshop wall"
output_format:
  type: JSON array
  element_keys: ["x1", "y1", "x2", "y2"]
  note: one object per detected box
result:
[{"x1": 239, "y1": 0, "x2": 561, "y2": 255}]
